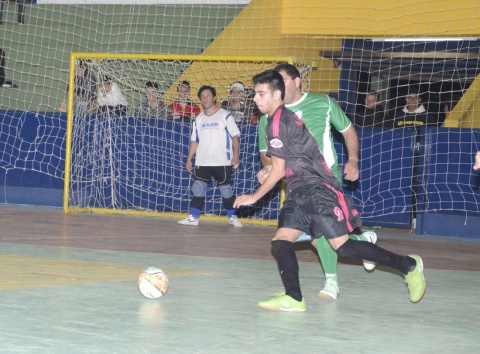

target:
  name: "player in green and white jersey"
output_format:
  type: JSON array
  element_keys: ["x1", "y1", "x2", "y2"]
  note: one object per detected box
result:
[{"x1": 257, "y1": 63, "x2": 377, "y2": 300}]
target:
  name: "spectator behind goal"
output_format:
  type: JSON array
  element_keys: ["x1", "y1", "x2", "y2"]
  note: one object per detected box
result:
[
  {"x1": 135, "y1": 81, "x2": 173, "y2": 119},
  {"x1": 169, "y1": 80, "x2": 201, "y2": 120},
  {"x1": 97, "y1": 76, "x2": 129, "y2": 116},
  {"x1": 221, "y1": 82, "x2": 256, "y2": 123}
]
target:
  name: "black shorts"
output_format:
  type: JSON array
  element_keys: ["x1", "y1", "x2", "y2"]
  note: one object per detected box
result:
[
  {"x1": 278, "y1": 182, "x2": 362, "y2": 239},
  {"x1": 194, "y1": 165, "x2": 232, "y2": 186}
]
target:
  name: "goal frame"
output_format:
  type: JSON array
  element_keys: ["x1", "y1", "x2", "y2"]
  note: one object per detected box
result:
[{"x1": 63, "y1": 53, "x2": 314, "y2": 225}]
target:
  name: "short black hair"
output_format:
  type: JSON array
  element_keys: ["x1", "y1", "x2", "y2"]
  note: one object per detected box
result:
[
  {"x1": 252, "y1": 70, "x2": 285, "y2": 100},
  {"x1": 102, "y1": 75, "x2": 112, "y2": 84},
  {"x1": 197, "y1": 85, "x2": 216, "y2": 99},
  {"x1": 273, "y1": 63, "x2": 301, "y2": 80},
  {"x1": 407, "y1": 86, "x2": 420, "y2": 95},
  {"x1": 145, "y1": 81, "x2": 159, "y2": 90},
  {"x1": 178, "y1": 80, "x2": 191, "y2": 91}
]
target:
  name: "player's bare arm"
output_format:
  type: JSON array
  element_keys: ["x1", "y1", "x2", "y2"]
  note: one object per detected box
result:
[
  {"x1": 185, "y1": 141, "x2": 198, "y2": 173},
  {"x1": 234, "y1": 156, "x2": 284, "y2": 207},
  {"x1": 231, "y1": 135, "x2": 240, "y2": 169},
  {"x1": 260, "y1": 151, "x2": 272, "y2": 167},
  {"x1": 257, "y1": 164, "x2": 272, "y2": 184},
  {"x1": 342, "y1": 125, "x2": 360, "y2": 181}
]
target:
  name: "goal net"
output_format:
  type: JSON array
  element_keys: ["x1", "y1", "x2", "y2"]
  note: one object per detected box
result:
[
  {"x1": 1, "y1": 1, "x2": 479, "y2": 234},
  {"x1": 64, "y1": 53, "x2": 314, "y2": 224}
]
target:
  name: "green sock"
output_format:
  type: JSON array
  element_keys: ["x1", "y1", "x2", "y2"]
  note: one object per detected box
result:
[
  {"x1": 325, "y1": 273, "x2": 338, "y2": 284},
  {"x1": 349, "y1": 233, "x2": 361, "y2": 241},
  {"x1": 315, "y1": 236, "x2": 338, "y2": 275}
]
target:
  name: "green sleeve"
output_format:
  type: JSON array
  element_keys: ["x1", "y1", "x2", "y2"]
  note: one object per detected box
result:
[
  {"x1": 329, "y1": 97, "x2": 352, "y2": 133},
  {"x1": 257, "y1": 114, "x2": 268, "y2": 151}
]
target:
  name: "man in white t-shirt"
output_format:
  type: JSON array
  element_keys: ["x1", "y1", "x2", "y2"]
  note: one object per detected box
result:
[
  {"x1": 178, "y1": 85, "x2": 243, "y2": 227},
  {"x1": 97, "y1": 76, "x2": 129, "y2": 116}
]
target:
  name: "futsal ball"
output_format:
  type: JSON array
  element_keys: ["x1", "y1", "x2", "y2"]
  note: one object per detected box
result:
[{"x1": 138, "y1": 267, "x2": 169, "y2": 299}]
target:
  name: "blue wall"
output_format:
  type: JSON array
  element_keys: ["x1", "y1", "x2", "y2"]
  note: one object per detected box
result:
[{"x1": 1, "y1": 110, "x2": 480, "y2": 238}]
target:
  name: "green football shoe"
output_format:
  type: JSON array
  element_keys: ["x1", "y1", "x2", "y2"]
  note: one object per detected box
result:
[
  {"x1": 404, "y1": 255, "x2": 426, "y2": 303},
  {"x1": 258, "y1": 293, "x2": 306, "y2": 312}
]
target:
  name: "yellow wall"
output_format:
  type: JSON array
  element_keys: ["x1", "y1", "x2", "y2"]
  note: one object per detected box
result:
[
  {"x1": 281, "y1": 0, "x2": 480, "y2": 37},
  {"x1": 201, "y1": 0, "x2": 343, "y2": 95},
  {"x1": 444, "y1": 73, "x2": 480, "y2": 128},
  {"x1": 199, "y1": 0, "x2": 480, "y2": 126}
]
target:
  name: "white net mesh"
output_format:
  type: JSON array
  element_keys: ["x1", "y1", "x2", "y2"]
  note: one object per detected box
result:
[
  {"x1": 0, "y1": 1, "x2": 479, "y2": 232},
  {"x1": 65, "y1": 54, "x2": 313, "y2": 222}
]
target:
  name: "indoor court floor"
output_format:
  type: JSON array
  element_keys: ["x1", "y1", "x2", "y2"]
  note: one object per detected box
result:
[{"x1": 0, "y1": 205, "x2": 479, "y2": 353}]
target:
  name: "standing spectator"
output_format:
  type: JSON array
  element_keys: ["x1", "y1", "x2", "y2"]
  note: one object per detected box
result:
[
  {"x1": 234, "y1": 70, "x2": 426, "y2": 312},
  {"x1": 354, "y1": 91, "x2": 385, "y2": 127},
  {"x1": 60, "y1": 59, "x2": 97, "y2": 114},
  {"x1": 0, "y1": 0, "x2": 25, "y2": 25},
  {"x1": 169, "y1": 80, "x2": 201, "y2": 120},
  {"x1": 221, "y1": 82, "x2": 255, "y2": 123},
  {"x1": 135, "y1": 81, "x2": 172, "y2": 119},
  {"x1": 97, "y1": 76, "x2": 128, "y2": 116},
  {"x1": 392, "y1": 87, "x2": 436, "y2": 128},
  {"x1": 257, "y1": 63, "x2": 372, "y2": 301},
  {"x1": 178, "y1": 85, "x2": 242, "y2": 227}
]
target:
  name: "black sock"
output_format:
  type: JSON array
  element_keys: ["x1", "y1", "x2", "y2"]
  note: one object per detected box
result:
[
  {"x1": 336, "y1": 239, "x2": 415, "y2": 275},
  {"x1": 271, "y1": 240, "x2": 302, "y2": 302}
]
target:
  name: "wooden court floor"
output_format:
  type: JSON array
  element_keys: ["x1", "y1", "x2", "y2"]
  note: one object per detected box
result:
[{"x1": 0, "y1": 205, "x2": 479, "y2": 353}]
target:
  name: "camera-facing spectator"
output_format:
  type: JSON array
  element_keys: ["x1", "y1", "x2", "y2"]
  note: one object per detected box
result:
[
  {"x1": 221, "y1": 82, "x2": 256, "y2": 123},
  {"x1": 392, "y1": 87, "x2": 436, "y2": 128},
  {"x1": 169, "y1": 80, "x2": 201, "y2": 120},
  {"x1": 135, "y1": 81, "x2": 172, "y2": 119},
  {"x1": 354, "y1": 91, "x2": 385, "y2": 127}
]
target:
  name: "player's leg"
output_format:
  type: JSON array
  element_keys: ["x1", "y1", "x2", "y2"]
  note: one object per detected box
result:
[
  {"x1": 258, "y1": 198, "x2": 309, "y2": 312},
  {"x1": 213, "y1": 165, "x2": 242, "y2": 227},
  {"x1": 332, "y1": 236, "x2": 426, "y2": 303},
  {"x1": 177, "y1": 166, "x2": 209, "y2": 226},
  {"x1": 319, "y1": 185, "x2": 426, "y2": 303},
  {"x1": 349, "y1": 229, "x2": 378, "y2": 271},
  {"x1": 258, "y1": 227, "x2": 306, "y2": 312},
  {"x1": 331, "y1": 165, "x2": 379, "y2": 270},
  {"x1": 315, "y1": 236, "x2": 340, "y2": 300},
  {"x1": 295, "y1": 232, "x2": 340, "y2": 300}
]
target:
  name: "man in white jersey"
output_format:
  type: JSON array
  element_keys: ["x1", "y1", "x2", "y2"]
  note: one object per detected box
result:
[
  {"x1": 257, "y1": 63, "x2": 377, "y2": 300},
  {"x1": 178, "y1": 85, "x2": 243, "y2": 227}
]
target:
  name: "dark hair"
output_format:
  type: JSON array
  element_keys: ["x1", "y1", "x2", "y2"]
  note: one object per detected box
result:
[
  {"x1": 145, "y1": 81, "x2": 159, "y2": 90},
  {"x1": 252, "y1": 70, "x2": 285, "y2": 100},
  {"x1": 102, "y1": 75, "x2": 112, "y2": 84},
  {"x1": 407, "y1": 86, "x2": 420, "y2": 95},
  {"x1": 178, "y1": 80, "x2": 191, "y2": 91},
  {"x1": 197, "y1": 85, "x2": 216, "y2": 99},
  {"x1": 273, "y1": 63, "x2": 301, "y2": 80}
]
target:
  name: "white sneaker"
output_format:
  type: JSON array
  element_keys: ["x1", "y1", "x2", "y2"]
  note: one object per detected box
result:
[
  {"x1": 178, "y1": 215, "x2": 199, "y2": 226},
  {"x1": 360, "y1": 230, "x2": 378, "y2": 271},
  {"x1": 228, "y1": 215, "x2": 243, "y2": 227},
  {"x1": 318, "y1": 278, "x2": 339, "y2": 300}
]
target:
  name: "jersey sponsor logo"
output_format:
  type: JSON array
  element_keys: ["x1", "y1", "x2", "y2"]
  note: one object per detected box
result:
[
  {"x1": 269, "y1": 138, "x2": 283, "y2": 148},
  {"x1": 201, "y1": 122, "x2": 219, "y2": 129},
  {"x1": 334, "y1": 207, "x2": 344, "y2": 221}
]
